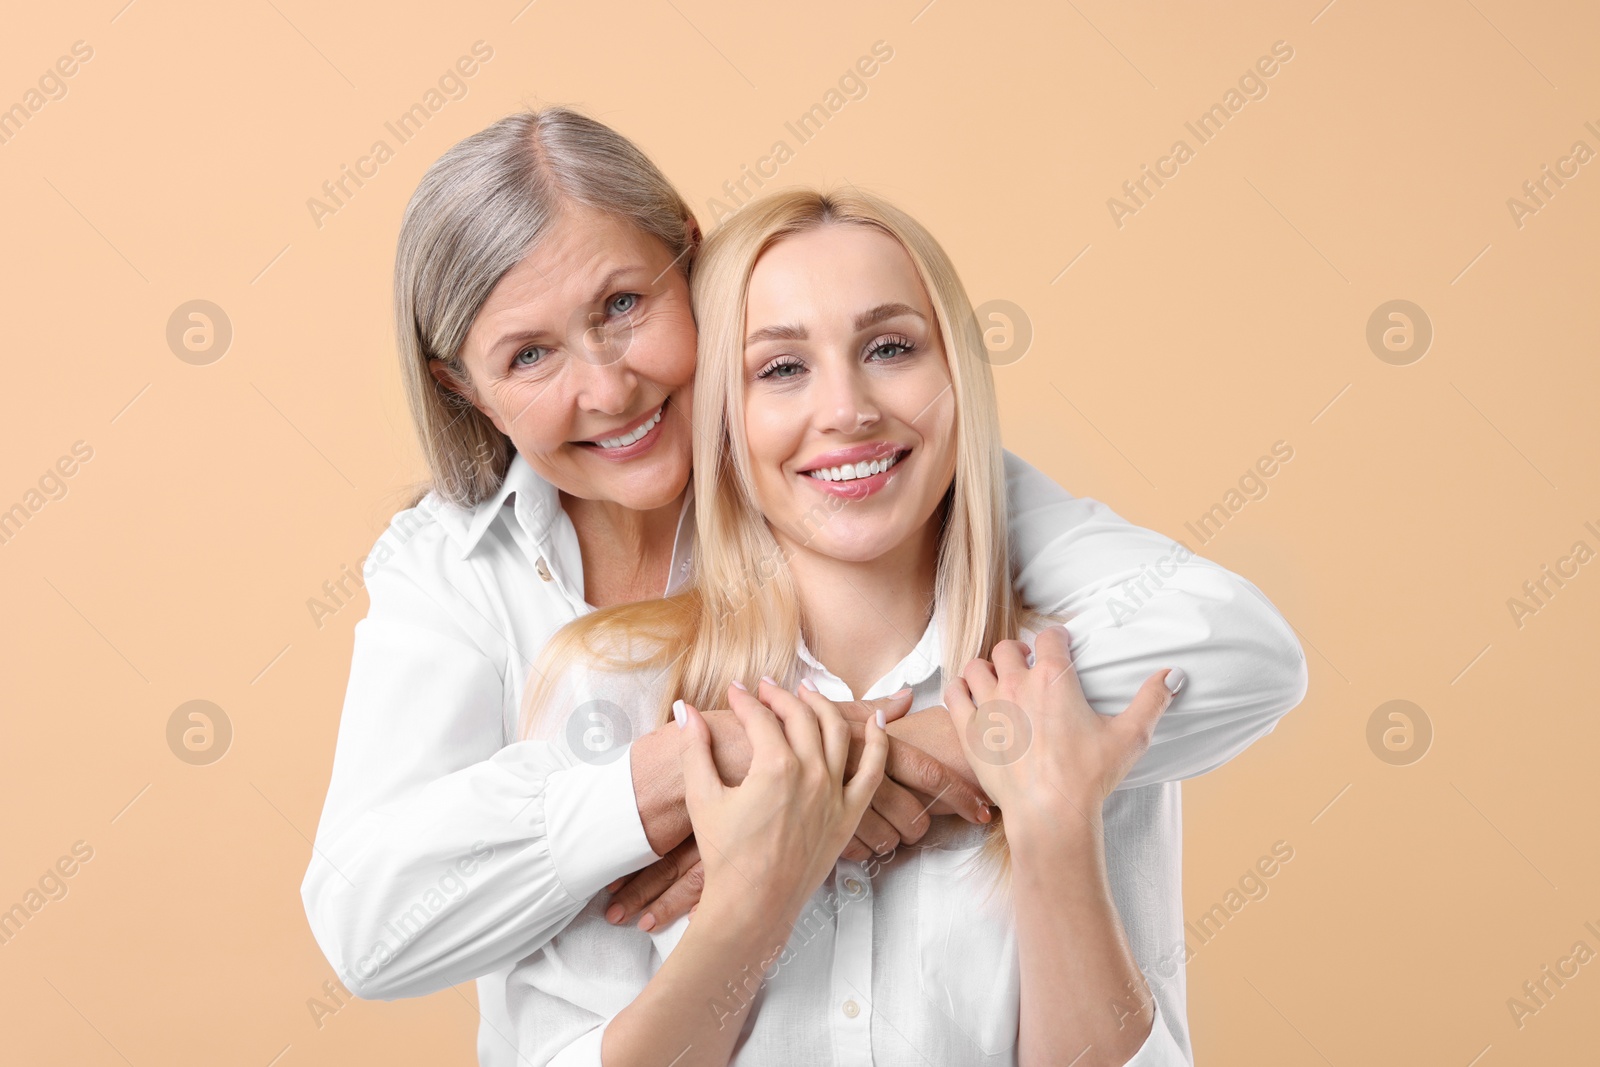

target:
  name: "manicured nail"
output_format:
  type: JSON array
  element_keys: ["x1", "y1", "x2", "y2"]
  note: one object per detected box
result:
[
  {"x1": 761, "y1": 675, "x2": 778, "y2": 686},
  {"x1": 800, "y1": 677, "x2": 819, "y2": 692},
  {"x1": 639, "y1": 913, "x2": 657, "y2": 932},
  {"x1": 731, "y1": 679, "x2": 748, "y2": 691},
  {"x1": 1025, "y1": 652, "x2": 1036, "y2": 668},
  {"x1": 1164, "y1": 668, "x2": 1187, "y2": 695},
  {"x1": 673, "y1": 699, "x2": 687, "y2": 729},
  {"x1": 978, "y1": 800, "x2": 991, "y2": 823},
  {"x1": 606, "y1": 903, "x2": 624, "y2": 924},
  {"x1": 876, "y1": 708, "x2": 886, "y2": 729},
  {"x1": 894, "y1": 687, "x2": 912, "y2": 698}
]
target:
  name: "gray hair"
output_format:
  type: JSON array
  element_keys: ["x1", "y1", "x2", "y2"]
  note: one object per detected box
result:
[{"x1": 394, "y1": 107, "x2": 699, "y2": 507}]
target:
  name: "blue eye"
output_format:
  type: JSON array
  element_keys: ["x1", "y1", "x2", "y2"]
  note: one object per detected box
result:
[
  {"x1": 867, "y1": 335, "x2": 915, "y2": 361},
  {"x1": 756, "y1": 356, "x2": 805, "y2": 380},
  {"x1": 608, "y1": 293, "x2": 639, "y2": 315},
  {"x1": 514, "y1": 346, "x2": 550, "y2": 367}
]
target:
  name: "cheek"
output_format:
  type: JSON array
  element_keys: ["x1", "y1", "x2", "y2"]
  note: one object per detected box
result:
[
  {"x1": 493, "y1": 378, "x2": 572, "y2": 447},
  {"x1": 632, "y1": 306, "x2": 698, "y2": 387}
]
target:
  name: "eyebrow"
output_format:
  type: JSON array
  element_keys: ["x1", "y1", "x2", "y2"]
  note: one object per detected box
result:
[{"x1": 744, "y1": 302, "x2": 926, "y2": 347}]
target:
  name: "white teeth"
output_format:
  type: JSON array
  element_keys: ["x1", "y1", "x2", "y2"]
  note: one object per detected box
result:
[
  {"x1": 806, "y1": 452, "x2": 903, "y2": 482},
  {"x1": 595, "y1": 407, "x2": 663, "y2": 449}
]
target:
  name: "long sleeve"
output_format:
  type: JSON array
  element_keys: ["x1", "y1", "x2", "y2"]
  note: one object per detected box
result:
[
  {"x1": 1005, "y1": 451, "x2": 1308, "y2": 789},
  {"x1": 300, "y1": 526, "x2": 658, "y2": 1001}
]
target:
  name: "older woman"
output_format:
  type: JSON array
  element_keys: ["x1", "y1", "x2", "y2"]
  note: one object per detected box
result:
[{"x1": 300, "y1": 108, "x2": 1306, "y2": 1067}]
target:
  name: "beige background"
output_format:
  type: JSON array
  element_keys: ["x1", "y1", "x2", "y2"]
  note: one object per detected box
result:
[{"x1": 3, "y1": 0, "x2": 1596, "y2": 1063}]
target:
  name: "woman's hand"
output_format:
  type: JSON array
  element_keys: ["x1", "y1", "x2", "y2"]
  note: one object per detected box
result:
[
  {"x1": 605, "y1": 692, "x2": 983, "y2": 931},
  {"x1": 944, "y1": 625, "x2": 1183, "y2": 834},
  {"x1": 676, "y1": 678, "x2": 887, "y2": 935}
]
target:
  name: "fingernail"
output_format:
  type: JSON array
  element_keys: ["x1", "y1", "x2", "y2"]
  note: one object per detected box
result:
[
  {"x1": 731, "y1": 679, "x2": 748, "y2": 691},
  {"x1": 606, "y1": 903, "x2": 624, "y2": 924},
  {"x1": 639, "y1": 913, "x2": 657, "y2": 932},
  {"x1": 876, "y1": 708, "x2": 886, "y2": 729},
  {"x1": 894, "y1": 687, "x2": 912, "y2": 698},
  {"x1": 761, "y1": 675, "x2": 778, "y2": 687},
  {"x1": 1025, "y1": 653, "x2": 1036, "y2": 668},
  {"x1": 673, "y1": 699, "x2": 687, "y2": 729},
  {"x1": 1164, "y1": 668, "x2": 1187, "y2": 695},
  {"x1": 978, "y1": 800, "x2": 991, "y2": 823},
  {"x1": 800, "y1": 677, "x2": 819, "y2": 692}
]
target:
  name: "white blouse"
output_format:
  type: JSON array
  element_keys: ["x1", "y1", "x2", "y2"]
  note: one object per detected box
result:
[
  {"x1": 509, "y1": 616, "x2": 1192, "y2": 1066},
  {"x1": 301, "y1": 450, "x2": 1306, "y2": 1066}
]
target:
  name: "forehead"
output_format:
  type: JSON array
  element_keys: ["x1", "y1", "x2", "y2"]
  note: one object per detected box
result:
[
  {"x1": 745, "y1": 224, "x2": 930, "y2": 324},
  {"x1": 477, "y1": 205, "x2": 669, "y2": 319}
]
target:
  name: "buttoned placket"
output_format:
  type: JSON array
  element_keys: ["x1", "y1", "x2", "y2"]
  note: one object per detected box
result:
[
  {"x1": 828, "y1": 856, "x2": 875, "y2": 1066},
  {"x1": 800, "y1": 616, "x2": 939, "y2": 1067}
]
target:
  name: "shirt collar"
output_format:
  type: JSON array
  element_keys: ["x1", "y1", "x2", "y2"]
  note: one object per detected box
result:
[
  {"x1": 432, "y1": 451, "x2": 562, "y2": 560},
  {"x1": 796, "y1": 608, "x2": 944, "y2": 701}
]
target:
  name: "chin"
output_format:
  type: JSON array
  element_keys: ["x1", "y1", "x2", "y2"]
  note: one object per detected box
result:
[{"x1": 609, "y1": 461, "x2": 691, "y2": 511}]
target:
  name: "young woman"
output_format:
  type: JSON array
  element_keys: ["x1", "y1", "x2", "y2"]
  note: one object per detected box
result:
[
  {"x1": 509, "y1": 190, "x2": 1192, "y2": 1065},
  {"x1": 300, "y1": 108, "x2": 1305, "y2": 1066}
]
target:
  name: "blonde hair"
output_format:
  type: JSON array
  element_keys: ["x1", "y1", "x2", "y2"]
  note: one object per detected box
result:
[
  {"x1": 522, "y1": 188, "x2": 1036, "y2": 888},
  {"x1": 394, "y1": 107, "x2": 700, "y2": 507}
]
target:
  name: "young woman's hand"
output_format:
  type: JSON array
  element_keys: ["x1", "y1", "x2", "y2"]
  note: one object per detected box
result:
[
  {"x1": 603, "y1": 694, "x2": 989, "y2": 932},
  {"x1": 676, "y1": 678, "x2": 888, "y2": 935},
  {"x1": 943, "y1": 625, "x2": 1184, "y2": 834}
]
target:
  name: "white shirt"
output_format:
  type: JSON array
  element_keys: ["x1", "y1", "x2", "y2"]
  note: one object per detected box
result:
[
  {"x1": 509, "y1": 615, "x2": 1192, "y2": 1065},
  {"x1": 300, "y1": 450, "x2": 1307, "y2": 1067}
]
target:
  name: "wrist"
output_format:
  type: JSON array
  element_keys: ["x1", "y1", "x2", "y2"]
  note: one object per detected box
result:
[
  {"x1": 631, "y1": 726, "x2": 693, "y2": 856},
  {"x1": 695, "y1": 887, "x2": 801, "y2": 950},
  {"x1": 1001, "y1": 799, "x2": 1104, "y2": 858}
]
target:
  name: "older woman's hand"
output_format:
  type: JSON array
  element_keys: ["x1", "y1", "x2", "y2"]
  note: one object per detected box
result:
[
  {"x1": 943, "y1": 625, "x2": 1181, "y2": 833},
  {"x1": 674, "y1": 679, "x2": 887, "y2": 935}
]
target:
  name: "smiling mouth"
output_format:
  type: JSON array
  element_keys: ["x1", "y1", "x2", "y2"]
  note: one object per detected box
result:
[
  {"x1": 803, "y1": 450, "x2": 907, "y2": 483},
  {"x1": 585, "y1": 405, "x2": 664, "y2": 449}
]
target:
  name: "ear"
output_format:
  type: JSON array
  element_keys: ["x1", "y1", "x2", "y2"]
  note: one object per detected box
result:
[{"x1": 430, "y1": 360, "x2": 507, "y2": 435}]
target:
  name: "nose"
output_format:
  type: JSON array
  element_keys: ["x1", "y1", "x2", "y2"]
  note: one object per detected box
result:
[
  {"x1": 572, "y1": 349, "x2": 638, "y2": 416},
  {"x1": 813, "y1": 357, "x2": 880, "y2": 434}
]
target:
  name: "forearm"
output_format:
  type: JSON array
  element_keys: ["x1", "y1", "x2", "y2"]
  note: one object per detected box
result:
[
  {"x1": 1009, "y1": 814, "x2": 1153, "y2": 1067},
  {"x1": 600, "y1": 911, "x2": 791, "y2": 1067}
]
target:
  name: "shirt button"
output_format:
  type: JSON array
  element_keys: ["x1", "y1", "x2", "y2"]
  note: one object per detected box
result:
[
  {"x1": 844, "y1": 877, "x2": 863, "y2": 895},
  {"x1": 842, "y1": 999, "x2": 860, "y2": 1018}
]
